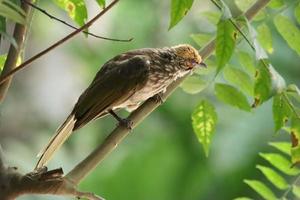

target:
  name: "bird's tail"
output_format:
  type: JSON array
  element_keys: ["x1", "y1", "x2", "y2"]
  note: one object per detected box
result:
[{"x1": 35, "y1": 115, "x2": 76, "y2": 169}]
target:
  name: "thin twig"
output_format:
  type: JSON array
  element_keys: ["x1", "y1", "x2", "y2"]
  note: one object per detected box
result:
[
  {"x1": 0, "y1": 0, "x2": 120, "y2": 86},
  {"x1": 21, "y1": 0, "x2": 133, "y2": 42},
  {"x1": 0, "y1": 0, "x2": 33, "y2": 103},
  {"x1": 65, "y1": 0, "x2": 271, "y2": 185}
]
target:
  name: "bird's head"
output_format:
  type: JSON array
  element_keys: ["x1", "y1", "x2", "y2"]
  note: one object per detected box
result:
[{"x1": 171, "y1": 44, "x2": 206, "y2": 70}]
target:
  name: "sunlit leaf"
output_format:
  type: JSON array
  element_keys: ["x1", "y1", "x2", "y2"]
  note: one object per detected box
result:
[
  {"x1": 256, "y1": 165, "x2": 289, "y2": 190},
  {"x1": 215, "y1": 83, "x2": 251, "y2": 111},
  {"x1": 95, "y1": 0, "x2": 105, "y2": 9},
  {"x1": 274, "y1": 15, "x2": 300, "y2": 56},
  {"x1": 180, "y1": 76, "x2": 208, "y2": 94},
  {"x1": 295, "y1": 3, "x2": 300, "y2": 25},
  {"x1": 273, "y1": 94, "x2": 291, "y2": 132},
  {"x1": 238, "y1": 51, "x2": 256, "y2": 76},
  {"x1": 293, "y1": 185, "x2": 300, "y2": 198},
  {"x1": 244, "y1": 179, "x2": 277, "y2": 200},
  {"x1": 216, "y1": 19, "x2": 236, "y2": 73},
  {"x1": 269, "y1": 142, "x2": 291, "y2": 156},
  {"x1": 202, "y1": 11, "x2": 221, "y2": 25},
  {"x1": 259, "y1": 153, "x2": 300, "y2": 175},
  {"x1": 268, "y1": 0, "x2": 284, "y2": 9},
  {"x1": 192, "y1": 100, "x2": 217, "y2": 157},
  {"x1": 52, "y1": 0, "x2": 87, "y2": 27},
  {"x1": 0, "y1": 54, "x2": 6, "y2": 72},
  {"x1": 223, "y1": 66, "x2": 253, "y2": 96},
  {"x1": 291, "y1": 117, "x2": 300, "y2": 164},
  {"x1": 190, "y1": 33, "x2": 212, "y2": 48},
  {"x1": 257, "y1": 23, "x2": 273, "y2": 54},
  {"x1": 169, "y1": 0, "x2": 194, "y2": 29}
]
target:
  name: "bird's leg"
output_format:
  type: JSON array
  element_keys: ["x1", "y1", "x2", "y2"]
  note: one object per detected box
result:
[{"x1": 109, "y1": 110, "x2": 133, "y2": 130}]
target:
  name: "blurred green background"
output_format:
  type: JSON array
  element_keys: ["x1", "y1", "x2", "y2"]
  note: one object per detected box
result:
[{"x1": 0, "y1": 0, "x2": 299, "y2": 199}]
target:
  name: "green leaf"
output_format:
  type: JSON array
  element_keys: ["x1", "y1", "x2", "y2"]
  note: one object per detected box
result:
[
  {"x1": 191, "y1": 100, "x2": 217, "y2": 157},
  {"x1": 235, "y1": 0, "x2": 256, "y2": 11},
  {"x1": 180, "y1": 76, "x2": 208, "y2": 94},
  {"x1": 247, "y1": 22, "x2": 268, "y2": 59},
  {"x1": 268, "y1": 0, "x2": 284, "y2": 9},
  {"x1": 257, "y1": 23, "x2": 273, "y2": 54},
  {"x1": 244, "y1": 179, "x2": 277, "y2": 200},
  {"x1": 274, "y1": 15, "x2": 300, "y2": 56},
  {"x1": 273, "y1": 94, "x2": 291, "y2": 132},
  {"x1": 269, "y1": 142, "x2": 291, "y2": 156},
  {"x1": 295, "y1": 3, "x2": 300, "y2": 25},
  {"x1": 169, "y1": 0, "x2": 194, "y2": 29},
  {"x1": 215, "y1": 83, "x2": 251, "y2": 111},
  {"x1": 0, "y1": 54, "x2": 6, "y2": 72},
  {"x1": 0, "y1": 16, "x2": 5, "y2": 33},
  {"x1": 0, "y1": 1, "x2": 26, "y2": 24},
  {"x1": 235, "y1": 0, "x2": 265, "y2": 21},
  {"x1": 259, "y1": 153, "x2": 300, "y2": 175},
  {"x1": 291, "y1": 117, "x2": 300, "y2": 164},
  {"x1": 223, "y1": 66, "x2": 253, "y2": 96},
  {"x1": 190, "y1": 34, "x2": 212, "y2": 48},
  {"x1": 293, "y1": 185, "x2": 300, "y2": 198},
  {"x1": 52, "y1": 0, "x2": 88, "y2": 27},
  {"x1": 254, "y1": 61, "x2": 286, "y2": 106},
  {"x1": 216, "y1": 19, "x2": 236, "y2": 73},
  {"x1": 95, "y1": 0, "x2": 105, "y2": 9},
  {"x1": 202, "y1": 11, "x2": 221, "y2": 25},
  {"x1": 238, "y1": 51, "x2": 256, "y2": 76},
  {"x1": 287, "y1": 84, "x2": 300, "y2": 103},
  {"x1": 256, "y1": 165, "x2": 289, "y2": 190},
  {"x1": 233, "y1": 198, "x2": 253, "y2": 200}
]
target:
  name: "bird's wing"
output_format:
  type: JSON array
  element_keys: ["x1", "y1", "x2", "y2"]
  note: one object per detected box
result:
[{"x1": 73, "y1": 55, "x2": 150, "y2": 130}]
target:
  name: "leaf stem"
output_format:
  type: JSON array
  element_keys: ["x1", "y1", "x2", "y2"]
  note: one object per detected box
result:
[{"x1": 0, "y1": 0, "x2": 120, "y2": 86}]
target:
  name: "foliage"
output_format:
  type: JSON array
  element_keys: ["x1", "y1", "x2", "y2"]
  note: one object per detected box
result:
[
  {"x1": 236, "y1": 141, "x2": 300, "y2": 200},
  {"x1": 1, "y1": 0, "x2": 300, "y2": 199}
]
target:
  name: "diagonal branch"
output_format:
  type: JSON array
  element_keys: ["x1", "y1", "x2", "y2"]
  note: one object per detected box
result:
[
  {"x1": 0, "y1": 0, "x2": 119, "y2": 87},
  {"x1": 65, "y1": 0, "x2": 271, "y2": 185},
  {"x1": 0, "y1": 0, "x2": 34, "y2": 103},
  {"x1": 21, "y1": 0, "x2": 133, "y2": 42}
]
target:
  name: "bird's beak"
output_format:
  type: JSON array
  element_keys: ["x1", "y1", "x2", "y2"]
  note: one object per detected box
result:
[{"x1": 199, "y1": 62, "x2": 207, "y2": 68}]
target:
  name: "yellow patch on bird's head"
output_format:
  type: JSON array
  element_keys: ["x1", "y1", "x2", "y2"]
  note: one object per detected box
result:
[{"x1": 172, "y1": 44, "x2": 203, "y2": 69}]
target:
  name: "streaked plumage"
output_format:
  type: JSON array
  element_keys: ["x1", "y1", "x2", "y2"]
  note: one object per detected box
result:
[{"x1": 36, "y1": 44, "x2": 204, "y2": 169}]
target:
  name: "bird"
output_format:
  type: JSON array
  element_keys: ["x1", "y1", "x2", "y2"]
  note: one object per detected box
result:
[{"x1": 35, "y1": 44, "x2": 206, "y2": 169}]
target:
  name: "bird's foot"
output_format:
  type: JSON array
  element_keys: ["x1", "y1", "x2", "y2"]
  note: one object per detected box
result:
[
  {"x1": 153, "y1": 93, "x2": 164, "y2": 104},
  {"x1": 118, "y1": 118, "x2": 133, "y2": 130}
]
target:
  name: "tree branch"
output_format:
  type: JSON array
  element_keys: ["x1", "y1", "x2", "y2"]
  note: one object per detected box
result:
[
  {"x1": 0, "y1": 167, "x2": 104, "y2": 200},
  {"x1": 0, "y1": 0, "x2": 34, "y2": 103},
  {"x1": 66, "y1": 0, "x2": 271, "y2": 185},
  {"x1": 0, "y1": 0, "x2": 119, "y2": 87},
  {"x1": 21, "y1": 0, "x2": 133, "y2": 42}
]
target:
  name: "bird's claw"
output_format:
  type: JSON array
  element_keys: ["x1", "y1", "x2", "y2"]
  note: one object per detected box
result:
[
  {"x1": 153, "y1": 93, "x2": 164, "y2": 104},
  {"x1": 118, "y1": 118, "x2": 133, "y2": 130}
]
